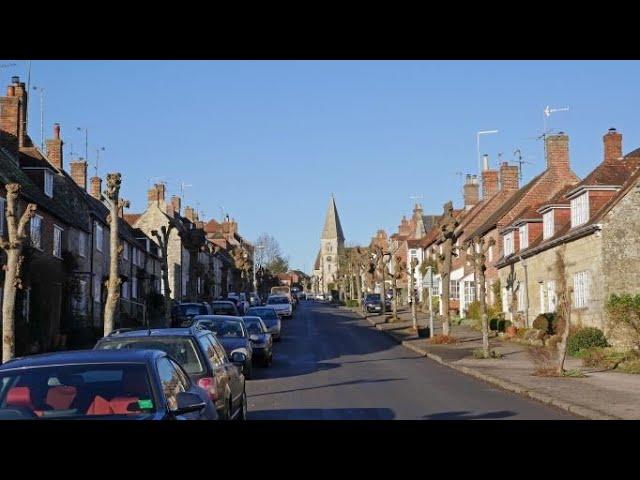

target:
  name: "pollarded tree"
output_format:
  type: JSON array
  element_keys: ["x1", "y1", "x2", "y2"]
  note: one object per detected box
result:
[
  {"x1": 103, "y1": 173, "x2": 124, "y2": 336},
  {"x1": 0, "y1": 184, "x2": 37, "y2": 362},
  {"x1": 466, "y1": 235, "x2": 495, "y2": 358},
  {"x1": 152, "y1": 222, "x2": 177, "y2": 327},
  {"x1": 437, "y1": 201, "x2": 460, "y2": 336}
]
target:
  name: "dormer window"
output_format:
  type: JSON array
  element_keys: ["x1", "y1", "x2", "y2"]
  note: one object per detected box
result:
[
  {"x1": 44, "y1": 171, "x2": 54, "y2": 197},
  {"x1": 571, "y1": 192, "x2": 589, "y2": 227},
  {"x1": 543, "y1": 211, "x2": 554, "y2": 239},
  {"x1": 519, "y1": 225, "x2": 528, "y2": 250},
  {"x1": 503, "y1": 231, "x2": 514, "y2": 256}
]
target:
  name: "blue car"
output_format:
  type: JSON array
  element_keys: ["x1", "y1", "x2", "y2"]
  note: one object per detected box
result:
[{"x1": 0, "y1": 349, "x2": 218, "y2": 420}]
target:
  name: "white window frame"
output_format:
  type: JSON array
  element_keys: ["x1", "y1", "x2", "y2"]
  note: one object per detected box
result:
[
  {"x1": 30, "y1": 214, "x2": 43, "y2": 250},
  {"x1": 450, "y1": 280, "x2": 460, "y2": 300},
  {"x1": 0, "y1": 197, "x2": 5, "y2": 236},
  {"x1": 53, "y1": 225, "x2": 63, "y2": 259},
  {"x1": 488, "y1": 245, "x2": 493, "y2": 262},
  {"x1": 573, "y1": 271, "x2": 589, "y2": 308},
  {"x1": 571, "y1": 192, "x2": 589, "y2": 228},
  {"x1": 547, "y1": 280, "x2": 557, "y2": 313},
  {"x1": 503, "y1": 231, "x2": 514, "y2": 256},
  {"x1": 96, "y1": 222, "x2": 103, "y2": 253},
  {"x1": 519, "y1": 225, "x2": 528, "y2": 250},
  {"x1": 122, "y1": 280, "x2": 130, "y2": 300},
  {"x1": 543, "y1": 211, "x2": 554, "y2": 240},
  {"x1": 131, "y1": 276, "x2": 138, "y2": 299},
  {"x1": 517, "y1": 284, "x2": 526, "y2": 312},
  {"x1": 44, "y1": 170, "x2": 54, "y2": 198},
  {"x1": 463, "y1": 280, "x2": 476, "y2": 305}
]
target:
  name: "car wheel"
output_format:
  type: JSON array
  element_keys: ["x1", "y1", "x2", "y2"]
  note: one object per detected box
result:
[{"x1": 237, "y1": 390, "x2": 247, "y2": 421}]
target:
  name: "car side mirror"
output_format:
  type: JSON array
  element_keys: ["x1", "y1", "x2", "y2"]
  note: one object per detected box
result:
[
  {"x1": 249, "y1": 334, "x2": 261, "y2": 342},
  {"x1": 231, "y1": 351, "x2": 247, "y2": 364},
  {"x1": 172, "y1": 392, "x2": 206, "y2": 416}
]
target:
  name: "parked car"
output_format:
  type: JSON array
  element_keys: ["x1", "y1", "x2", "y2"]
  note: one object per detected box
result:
[
  {"x1": 242, "y1": 316, "x2": 273, "y2": 367},
  {"x1": 227, "y1": 293, "x2": 249, "y2": 315},
  {"x1": 245, "y1": 306, "x2": 281, "y2": 341},
  {"x1": 171, "y1": 302, "x2": 212, "y2": 327},
  {"x1": 249, "y1": 293, "x2": 261, "y2": 306},
  {"x1": 364, "y1": 293, "x2": 391, "y2": 313},
  {"x1": 315, "y1": 294, "x2": 325, "y2": 301},
  {"x1": 298, "y1": 292, "x2": 307, "y2": 301},
  {"x1": 192, "y1": 316, "x2": 254, "y2": 379},
  {"x1": 267, "y1": 295, "x2": 293, "y2": 319},
  {"x1": 95, "y1": 327, "x2": 247, "y2": 420},
  {"x1": 0, "y1": 349, "x2": 217, "y2": 420},
  {"x1": 210, "y1": 300, "x2": 240, "y2": 316}
]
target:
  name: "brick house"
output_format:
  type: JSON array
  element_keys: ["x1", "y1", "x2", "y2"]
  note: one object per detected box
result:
[{"x1": 496, "y1": 129, "x2": 640, "y2": 345}]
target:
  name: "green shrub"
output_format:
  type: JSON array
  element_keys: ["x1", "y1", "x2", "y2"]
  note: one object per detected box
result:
[
  {"x1": 532, "y1": 314, "x2": 549, "y2": 333},
  {"x1": 489, "y1": 318, "x2": 500, "y2": 331},
  {"x1": 345, "y1": 299, "x2": 359, "y2": 308},
  {"x1": 567, "y1": 327, "x2": 608, "y2": 356},
  {"x1": 618, "y1": 358, "x2": 640, "y2": 374},
  {"x1": 466, "y1": 301, "x2": 481, "y2": 320},
  {"x1": 473, "y1": 348, "x2": 503, "y2": 359},
  {"x1": 580, "y1": 347, "x2": 636, "y2": 370},
  {"x1": 497, "y1": 319, "x2": 512, "y2": 333}
]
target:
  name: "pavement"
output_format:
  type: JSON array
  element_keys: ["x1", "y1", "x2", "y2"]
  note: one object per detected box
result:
[
  {"x1": 245, "y1": 300, "x2": 574, "y2": 419},
  {"x1": 350, "y1": 305, "x2": 640, "y2": 420}
]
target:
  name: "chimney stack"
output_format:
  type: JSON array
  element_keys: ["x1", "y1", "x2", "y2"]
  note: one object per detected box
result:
[
  {"x1": 603, "y1": 128, "x2": 622, "y2": 163},
  {"x1": 45, "y1": 123, "x2": 64, "y2": 170},
  {"x1": 481, "y1": 155, "x2": 499, "y2": 198},
  {"x1": 90, "y1": 176, "x2": 102, "y2": 200},
  {"x1": 463, "y1": 174, "x2": 480, "y2": 210},
  {"x1": 147, "y1": 183, "x2": 166, "y2": 206},
  {"x1": 545, "y1": 132, "x2": 570, "y2": 171},
  {"x1": 1, "y1": 77, "x2": 27, "y2": 150},
  {"x1": 70, "y1": 158, "x2": 88, "y2": 190},
  {"x1": 500, "y1": 162, "x2": 519, "y2": 192},
  {"x1": 184, "y1": 206, "x2": 195, "y2": 222},
  {"x1": 171, "y1": 195, "x2": 181, "y2": 215}
]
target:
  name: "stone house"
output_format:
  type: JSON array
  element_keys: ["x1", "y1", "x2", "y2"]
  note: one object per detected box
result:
[{"x1": 496, "y1": 128, "x2": 640, "y2": 346}]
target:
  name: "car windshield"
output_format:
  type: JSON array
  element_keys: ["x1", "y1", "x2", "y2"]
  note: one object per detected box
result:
[
  {"x1": 366, "y1": 294, "x2": 381, "y2": 302},
  {"x1": 243, "y1": 318, "x2": 265, "y2": 335},
  {"x1": 97, "y1": 337, "x2": 204, "y2": 374},
  {"x1": 0, "y1": 363, "x2": 155, "y2": 419},
  {"x1": 268, "y1": 297, "x2": 289, "y2": 305},
  {"x1": 246, "y1": 308, "x2": 278, "y2": 321},
  {"x1": 212, "y1": 303, "x2": 236, "y2": 315},
  {"x1": 198, "y1": 319, "x2": 246, "y2": 338},
  {"x1": 177, "y1": 304, "x2": 206, "y2": 316}
]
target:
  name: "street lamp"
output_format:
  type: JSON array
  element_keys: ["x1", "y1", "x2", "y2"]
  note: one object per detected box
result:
[{"x1": 477, "y1": 129, "x2": 499, "y2": 191}]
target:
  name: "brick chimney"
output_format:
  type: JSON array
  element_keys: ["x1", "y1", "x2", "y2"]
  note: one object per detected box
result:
[
  {"x1": 0, "y1": 76, "x2": 28, "y2": 150},
  {"x1": 90, "y1": 177, "x2": 102, "y2": 200},
  {"x1": 147, "y1": 183, "x2": 166, "y2": 206},
  {"x1": 70, "y1": 159, "x2": 88, "y2": 190},
  {"x1": 545, "y1": 133, "x2": 570, "y2": 171},
  {"x1": 603, "y1": 127, "x2": 622, "y2": 163},
  {"x1": 184, "y1": 206, "x2": 195, "y2": 222},
  {"x1": 171, "y1": 195, "x2": 181, "y2": 215},
  {"x1": 481, "y1": 155, "x2": 499, "y2": 199},
  {"x1": 500, "y1": 162, "x2": 519, "y2": 192},
  {"x1": 398, "y1": 216, "x2": 411, "y2": 236},
  {"x1": 463, "y1": 174, "x2": 479, "y2": 210},
  {"x1": 45, "y1": 123, "x2": 63, "y2": 170}
]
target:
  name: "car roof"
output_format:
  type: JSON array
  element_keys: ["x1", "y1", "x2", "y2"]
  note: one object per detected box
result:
[
  {"x1": 99, "y1": 327, "x2": 207, "y2": 339},
  {"x1": 212, "y1": 300, "x2": 234, "y2": 305},
  {"x1": 0, "y1": 349, "x2": 164, "y2": 370},
  {"x1": 242, "y1": 316, "x2": 263, "y2": 321},
  {"x1": 194, "y1": 315, "x2": 244, "y2": 322}
]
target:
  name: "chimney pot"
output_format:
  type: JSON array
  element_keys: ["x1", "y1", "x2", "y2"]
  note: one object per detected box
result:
[
  {"x1": 482, "y1": 154, "x2": 489, "y2": 171},
  {"x1": 90, "y1": 176, "x2": 102, "y2": 200},
  {"x1": 53, "y1": 123, "x2": 60, "y2": 139},
  {"x1": 603, "y1": 127, "x2": 622, "y2": 163},
  {"x1": 11, "y1": 76, "x2": 19, "y2": 84}
]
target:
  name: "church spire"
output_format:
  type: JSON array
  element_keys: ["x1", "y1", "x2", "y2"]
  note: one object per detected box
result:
[{"x1": 321, "y1": 194, "x2": 345, "y2": 242}]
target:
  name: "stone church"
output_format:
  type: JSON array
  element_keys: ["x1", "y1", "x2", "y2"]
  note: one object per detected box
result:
[{"x1": 313, "y1": 195, "x2": 345, "y2": 294}]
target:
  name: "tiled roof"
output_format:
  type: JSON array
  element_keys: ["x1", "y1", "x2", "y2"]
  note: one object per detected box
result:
[{"x1": 124, "y1": 213, "x2": 141, "y2": 226}]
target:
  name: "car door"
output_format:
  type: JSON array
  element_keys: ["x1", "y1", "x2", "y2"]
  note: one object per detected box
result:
[
  {"x1": 198, "y1": 333, "x2": 229, "y2": 413},
  {"x1": 157, "y1": 357, "x2": 207, "y2": 420},
  {"x1": 211, "y1": 335, "x2": 243, "y2": 411}
]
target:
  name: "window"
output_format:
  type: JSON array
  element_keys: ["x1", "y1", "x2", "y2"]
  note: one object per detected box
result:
[
  {"x1": 539, "y1": 282, "x2": 545, "y2": 314},
  {"x1": 93, "y1": 275, "x2": 102, "y2": 304},
  {"x1": 517, "y1": 284, "x2": 526, "y2": 312},
  {"x1": 450, "y1": 280, "x2": 460, "y2": 300},
  {"x1": 123, "y1": 242, "x2": 129, "y2": 261},
  {"x1": 0, "y1": 197, "x2": 5, "y2": 236},
  {"x1": 131, "y1": 276, "x2": 138, "y2": 299},
  {"x1": 78, "y1": 231, "x2": 87, "y2": 258},
  {"x1": 96, "y1": 222, "x2": 103, "y2": 252},
  {"x1": 547, "y1": 281, "x2": 557, "y2": 313},
  {"x1": 573, "y1": 271, "x2": 590, "y2": 308},
  {"x1": 519, "y1": 225, "x2": 528, "y2": 250},
  {"x1": 488, "y1": 245, "x2": 493, "y2": 262},
  {"x1": 199, "y1": 335, "x2": 223, "y2": 367},
  {"x1": 22, "y1": 287, "x2": 31, "y2": 321},
  {"x1": 73, "y1": 280, "x2": 88, "y2": 314},
  {"x1": 571, "y1": 192, "x2": 589, "y2": 228},
  {"x1": 463, "y1": 281, "x2": 475, "y2": 305},
  {"x1": 53, "y1": 225, "x2": 63, "y2": 258},
  {"x1": 410, "y1": 249, "x2": 417, "y2": 260},
  {"x1": 30, "y1": 215, "x2": 43, "y2": 249},
  {"x1": 156, "y1": 357, "x2": 186, "y2": 411},
  {"x1": 44, "y1": 170, "x2": 54, "y2": 197},
  {"x1": 122, "y1": 281, "x2": 129, "y2": 300},
  {"x1": 543, "y1": 211, "x2": 554, "y2": 239},
  {"x1": 503, "y1": 231, "x2": 514, "y2": 256}
]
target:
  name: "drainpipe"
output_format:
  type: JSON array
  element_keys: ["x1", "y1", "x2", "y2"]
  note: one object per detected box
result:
[{"x1": 519, "y1": 255, "x2": 530, "y2": 328}]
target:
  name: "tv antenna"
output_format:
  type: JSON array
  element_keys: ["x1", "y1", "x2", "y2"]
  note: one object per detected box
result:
[
  {"x1": 513, "y1": 149, "x2": 534, "y2": 181},
  {"x1": 95, "y1": 146, "x2": 105, "y2": 177},
  {"x1": 409, "y1": 194, "x2": 423, "y2": 206},
  {"x1": 180, "y1": 181, "x2": 192, "y2": 204}
]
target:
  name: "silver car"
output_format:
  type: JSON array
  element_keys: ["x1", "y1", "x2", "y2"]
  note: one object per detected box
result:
[
  {"x1": 266, "y1": 295, "x2": 293, "y2": 319},
  {"x1": 245, "y1": 306, "x2": 282, "y2": 341}
]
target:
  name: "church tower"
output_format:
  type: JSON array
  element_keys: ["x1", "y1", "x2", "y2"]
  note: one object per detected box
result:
[{"x1": 319, "y1": 195, "x2": 345, "y2": 294}]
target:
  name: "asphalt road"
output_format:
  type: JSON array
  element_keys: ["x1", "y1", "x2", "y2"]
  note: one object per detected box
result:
[{"x1": 246, "y1": 301, "x2": 575, "y2": 420}]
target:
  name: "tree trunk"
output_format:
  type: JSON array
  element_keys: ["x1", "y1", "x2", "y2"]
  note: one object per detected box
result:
[
  {"x1": 1, "y1": 184, "x2": 37, "y2": 363},
  {"x1": 441, "y1": 238, "x2": 453, "y2": 336},
  {"x1": 103, "y1": 173, "x2": 122, "y2": 336},
  {"x1": 355, "y1": 270, "x2": 362, "y2": 306},
  {"x1": 391, "y1": 277, "x2": 398, "y2": 321},
  {"x1": 478, "y1": 263, "x2": 489, "y2": 358},
  {"x1": 555, "y1": 249, "x2": 572, "y2": 375}
]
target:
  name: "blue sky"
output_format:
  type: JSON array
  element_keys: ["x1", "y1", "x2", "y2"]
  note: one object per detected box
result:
[{"x1": 2, "y1": 60, "x2": 640, "y2": 272}]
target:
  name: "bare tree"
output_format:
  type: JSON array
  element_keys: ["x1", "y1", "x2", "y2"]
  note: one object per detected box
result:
[
  {"x1": 466, "y1": 235, "x2": 495, "y2": 358},
  {"x1": 1, "y1": 184, "x2": 37, "y2": 362},
  {"x1": 152, "y1": 222, "x2": 176, "y2": 327},
  {"x1": 103, "y1": 173, "x2": 123, "y2": 336},
  {"x1": 390, "y1": 253, "x2": 405, "y2": 322},
  {"x1": 254, "y1": 233, "x2": 282, "y2": 268},
  {"x1": 553, "y1": 246, "x2": 573, "y2": 375},
  {"x1": 437, "y1": 201, "x2": 459, "y2": 336}
]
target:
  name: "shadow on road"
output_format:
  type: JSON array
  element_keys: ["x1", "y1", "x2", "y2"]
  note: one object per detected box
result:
[
  {"x1": 422, "y1": 410, "x2": 517, "y2": 420},
  {"x1": 248, "y1": 407, "x2": 396, "y2": 420},
  {"x1": 249, "y1": 377, "x2": 405, "y2": 398}
]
